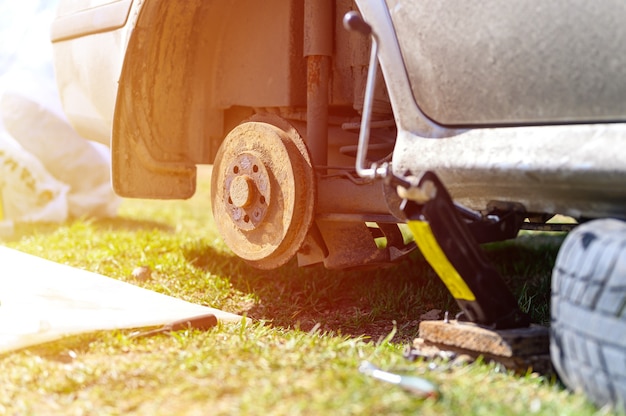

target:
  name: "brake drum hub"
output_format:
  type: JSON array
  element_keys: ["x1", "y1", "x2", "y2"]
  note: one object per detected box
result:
[
  {"x1": 211, "y1": 115, "x2": 315, "y2": 269},
  {"x1": 224, "y1": 153, "x2": 271, "y2": 230}
]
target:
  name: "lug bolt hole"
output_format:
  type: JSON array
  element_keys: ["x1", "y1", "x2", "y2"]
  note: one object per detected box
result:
[
  {"x1": 260, "y1": 195, "x2": 266, "y2": 204},
  {"x1": 233, "y1": 166, "x2": 239, "y2": 174},
  {"x1": 244, "y1": 215, "x2": 250, "y2": 223},
  {"x1": 228, "y1": 197, "x2": 233, "y2": 205},
  {"x1": 253, "y1": 165, "x2": 259, "y2": 173}
]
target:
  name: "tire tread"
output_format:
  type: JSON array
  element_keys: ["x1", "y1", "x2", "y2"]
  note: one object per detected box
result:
[{"x1": 551, "y1": 219, "x2": 626, "y2": 410}]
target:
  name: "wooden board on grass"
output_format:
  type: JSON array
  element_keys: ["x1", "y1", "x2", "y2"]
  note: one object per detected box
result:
[{"x1": 416, "y1": 320, "x2": 552, "y2": 374}]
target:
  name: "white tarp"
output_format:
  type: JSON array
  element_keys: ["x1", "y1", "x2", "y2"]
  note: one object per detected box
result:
[
  {"x1": 0, "y1": 0, "x2": 120, "y2": 224},
  {"x1": 0, "y1": 246, "x2": 241, "y2": 354},
  {"x1": 0, "y1": 2, "x2": 241, "y2": 352}
]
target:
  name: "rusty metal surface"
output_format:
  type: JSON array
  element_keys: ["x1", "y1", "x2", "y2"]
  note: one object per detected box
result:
[
  {"x1": 304, "y1": 0, "x2": 333, "y2": 57},
  {"x1": 308, "y1": 214, "x2": 416, "y2": 270},
  {"x1": 211, "y1": 115, "x2": 315, "y2": 269},
  {"x1": 316, "y1": 176, "x2": 391, "y2": 216},
  {"x1": 316, "y1": 220, "x2": 388, "y2": 270},
  {"x1": 296, "y1": 224, "x2": 328, "y2": 267},
  {"x1": 306, "y1": 55, "x2": 331, "y2": 167}
]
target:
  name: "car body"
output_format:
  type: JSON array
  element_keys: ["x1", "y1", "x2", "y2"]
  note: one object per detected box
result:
[
  {"x1": 52, "y1": 0, "x2": 626, "y2": 408},
  {"x1": 51, "y1": 0, "x2": 626, "y2": 266}
]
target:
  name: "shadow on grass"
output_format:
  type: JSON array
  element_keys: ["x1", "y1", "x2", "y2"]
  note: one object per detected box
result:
[
  {"x1": 483, "y1": 232, "x2": 566, "y2": 325},
  {"x1": 183, "y1": 241, "x2": 454, "y2": 343},
  {"x1": 7, "y1": 215, "x2": 174, "y2": 242},
  {"x1": 183, "y1": 232, "x2": 565, "y2": 342}
]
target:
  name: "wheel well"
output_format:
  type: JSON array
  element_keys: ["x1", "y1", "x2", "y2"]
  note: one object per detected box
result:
[{"x1": 112, "y1": 0, "x2": 306, "y2": 198}]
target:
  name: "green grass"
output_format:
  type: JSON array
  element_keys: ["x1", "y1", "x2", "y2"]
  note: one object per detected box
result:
[{"x1": 0, "y1": 166, "x2": 616, "y2": 415}]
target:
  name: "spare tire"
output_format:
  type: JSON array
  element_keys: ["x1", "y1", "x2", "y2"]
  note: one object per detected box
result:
[{"x1": 551, "y1": 218, "x2": 626, "y2": 410}]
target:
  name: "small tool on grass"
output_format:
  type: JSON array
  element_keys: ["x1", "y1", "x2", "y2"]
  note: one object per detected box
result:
[
  {"x1": 359, "y1": 361, "x2": 439, "y2": 399},
  {"x1": 129, "y1": 313, "x2": 218, "y2": 339}
]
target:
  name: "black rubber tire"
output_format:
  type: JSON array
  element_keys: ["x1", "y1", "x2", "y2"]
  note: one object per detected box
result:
[{"x1": 551, "y1": 218, "x2": 626, "y2": 410}]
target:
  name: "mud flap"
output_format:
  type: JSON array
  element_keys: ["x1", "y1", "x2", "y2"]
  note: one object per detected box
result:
[
  {"x1": 111, "y1": 118, "x2": 197, "y2": 199},
  {"x1": 111, "y1": 1, "x2": 206, "y2": 199}
]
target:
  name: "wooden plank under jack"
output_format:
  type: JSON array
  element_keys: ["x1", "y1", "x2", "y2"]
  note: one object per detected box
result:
[{"x1": 411, "y1": 320, "x2": 552, "y2": 375}]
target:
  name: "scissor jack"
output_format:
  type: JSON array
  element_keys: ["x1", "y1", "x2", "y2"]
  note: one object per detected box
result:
[
  {"x1": 392, "y1": 171, "x2": 530, "y2": 330},
  {"x1": 393, "y1": 171, "x2": 553, "y2": 371}
]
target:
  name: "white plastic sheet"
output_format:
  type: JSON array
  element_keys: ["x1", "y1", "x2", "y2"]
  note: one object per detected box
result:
[
  {"x1": 0, "y1": 0, "x2": 120, "y2": 224},
  {"x1": 0, "y1": 246, "x2": 241, "y2": 354},
  {"x1": 0, "y1": 3, "x2": 239, "y2": 353},
  {"x1": 0, "y1": 130, "x2": 69, "y2": 222},
  {"x1": 1, "y1": 88, "x2": 119, "y2": 219}
]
